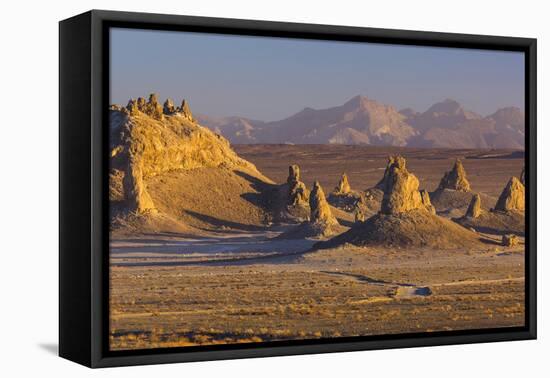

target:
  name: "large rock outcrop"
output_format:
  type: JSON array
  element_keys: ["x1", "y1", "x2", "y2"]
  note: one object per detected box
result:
[
  {"x1": 179, "y1": 99, "x2": 194, "y2": 121},
  {"x1": 287, "y1": 165, "x2": 309, "y2": 206},
  {"x1": 465, "y1": 193, "x2": 482, "y2": 218},
  {"x1": 277, "y1": 181, "x2": 343, "y2": 239},
  {"x1": 375, "y1": 155, "x2": 406, "y2": 190},
  {"x1": 380, "y1": 157, "x2": 423, "y2": 215},
  {"x1": 127, "y1": 93, "x2": 164, "y2": 121},
  {"x1": 437, "y1": 159, "x2": 471, "y2": 192},
  {"x1": 310, "y1": 181, "x2": 339, "y2": 227},
  {"x1": 110, "y1": 94, "x2": 267, "y2": 218},
  {"x1": 494, "y1": 177, "x2": 525, "y2": 212}
]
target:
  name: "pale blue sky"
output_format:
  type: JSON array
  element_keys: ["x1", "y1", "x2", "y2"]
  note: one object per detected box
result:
[{"x1": 110, "y1": 27, "x2": 525, "y2": 121}]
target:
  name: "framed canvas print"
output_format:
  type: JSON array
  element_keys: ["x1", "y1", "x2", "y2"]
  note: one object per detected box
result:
[{"x1": 59, "y1": 10, "x2": 536, "y2": 368}]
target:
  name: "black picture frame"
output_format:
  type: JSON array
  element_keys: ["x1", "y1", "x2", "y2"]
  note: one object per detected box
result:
[{"x1": 59, "y1": 9, "x2": 537, "y2": 368}]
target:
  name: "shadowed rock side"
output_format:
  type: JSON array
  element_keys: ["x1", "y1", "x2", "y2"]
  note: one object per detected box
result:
[
  {"x1": 520, "y1": 167, "x2": 525, "y2": 185},
  {"x1": 453, "y1": 180, "x2": 525, "y2": 236},
  {"x1": 316, "y1": 157, "x2": 482, "y2": 249},
  {"x1": 430, "y1": 189, "x2": 496, "y2": 218},
  {"x1": 420, "y1": 190, "x2": 436, "y2": 214},
  {"x1": 454, "y1": 209, "x2": 524, "y2": 236},
  {"x1": 109, "y1": 94, "x2": 275, "y2": 234}
]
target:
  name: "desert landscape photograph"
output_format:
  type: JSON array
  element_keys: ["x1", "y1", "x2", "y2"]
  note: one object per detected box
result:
[{"x1": 108, "y1": 28, "x2": 526, "y2": 351}]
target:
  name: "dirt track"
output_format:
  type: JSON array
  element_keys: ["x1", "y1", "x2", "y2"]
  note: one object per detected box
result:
[{"x1": 110, "y1": 228, "x2": 525, "y2": 350}]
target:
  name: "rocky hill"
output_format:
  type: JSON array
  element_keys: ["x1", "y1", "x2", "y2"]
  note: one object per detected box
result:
[
  {"x1": 109, "y1": 94, "x2": 275, "y2": 235},
  {"x1": 198, "y1": 96, "x2": 524, "y2": 149}
]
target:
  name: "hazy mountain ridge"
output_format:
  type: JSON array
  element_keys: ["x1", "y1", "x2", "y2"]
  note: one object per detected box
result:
[{"x1": 197, "y1": 96, "x2": 525, "y2": 149}]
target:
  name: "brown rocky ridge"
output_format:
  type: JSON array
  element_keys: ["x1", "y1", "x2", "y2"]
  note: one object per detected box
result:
[
  {"x1": 316, "y1": 157, "x2": 482, "y2": 249},
  {"x1": 109, "y1": 93, "x2": 274, "y2": 235}
]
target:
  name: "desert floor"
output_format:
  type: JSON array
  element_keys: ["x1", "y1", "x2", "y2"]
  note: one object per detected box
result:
[{"x1": 109, "y1": 145, "x2": 525, "y2": 350}]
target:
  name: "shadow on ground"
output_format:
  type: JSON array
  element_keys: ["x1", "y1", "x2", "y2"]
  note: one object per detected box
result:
[{"x1": 38, "y1": 343, "x2": 58, "y2": 355}]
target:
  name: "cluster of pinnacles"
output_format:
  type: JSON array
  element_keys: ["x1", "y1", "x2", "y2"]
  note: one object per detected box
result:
[
  {"x1": 125, "y1": 93, "x2": 194, "y2": 122},
  {"x1": 285, "y1": 154, "x2": 525, "y2": 244}
]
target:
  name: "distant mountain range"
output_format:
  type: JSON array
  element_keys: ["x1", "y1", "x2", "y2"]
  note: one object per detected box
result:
[{"x1": 195, "y1": 96, "x2": 524, "y2": 149}]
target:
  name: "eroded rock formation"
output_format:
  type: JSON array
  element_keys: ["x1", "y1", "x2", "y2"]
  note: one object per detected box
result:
[
  {"x1": 123, "y1": 152, "x2": 157, "y2": 214},
  {"x1": 111, "y1": 94, "x2": 262, "y2": 215},
  {"x1": 375, "y1": 155, "x2": 406, "y2": 190},
  {"x1": 454, "y1": 189, "x2": 524, "y2": 237},
  {"x1": 420, "y1": 189, "x2": 436, "y2": 214},
  {"x1": 143, "y1": 93, "x2": 164, "y2": 120},
  {"x1": 125, "y1": 93, "x2": 197, "y2": 121},
  {"x1": 334, "y1": 173, "x2": 351, "y2": 194},
  {"x1": 287, "y1": 164, "x2": 309, "y2": 206},
  {"x1": 310, "y1": 181, "x2": 339, "y2": 227},
  {"x1": 355, "y1": 208, "x2": 366, "y2": 223},
  {"x1": 494, "y1": 177, "x2": 525, "y2": 212},
  {"x1": 465, "y1": 193, "x2": 482, "y2": 218},
  {"x1": 380, "y1": 157, "x2": 423, "y2": 214},
  {"x1": 179, "y1": 99, "x2": 194, "y2": 121},
  {"x1": 437, "y1": 159, "x2": 471, "y2": 192},
  {"x1": 163, "y1": 98, "x2": 176, "y2": 115}
]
